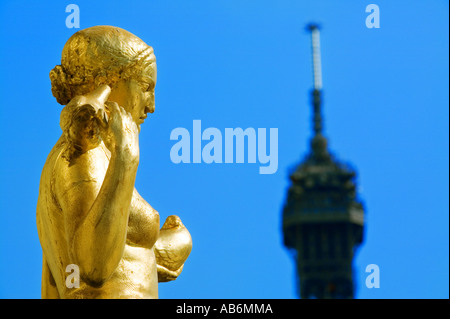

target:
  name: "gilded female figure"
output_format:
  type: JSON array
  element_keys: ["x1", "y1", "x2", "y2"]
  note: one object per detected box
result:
[{"x1": 36, "y1": 26, "x2": 191, "y2": 299}]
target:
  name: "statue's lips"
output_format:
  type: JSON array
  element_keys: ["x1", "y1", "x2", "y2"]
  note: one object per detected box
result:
[{"x1": 139, "y1": 115, "x2": 148, "y2": 124}]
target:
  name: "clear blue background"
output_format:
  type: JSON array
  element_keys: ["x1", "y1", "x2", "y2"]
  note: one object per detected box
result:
[{"x1": 0, "y1": 0, "x2": 448, "y2": 299}]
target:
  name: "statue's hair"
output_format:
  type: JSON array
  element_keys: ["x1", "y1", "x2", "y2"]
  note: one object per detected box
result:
[{"x1": 50, "y1": 25, "x2": 156, "y2": 105}]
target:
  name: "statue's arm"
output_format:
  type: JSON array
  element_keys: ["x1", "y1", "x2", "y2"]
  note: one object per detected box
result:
[
  {"x1": 41, "y1": 256, "x2": 60, "y2": 299},
  {"x1": 56, "y1": 102, "x2": 140, "y2": 288}
]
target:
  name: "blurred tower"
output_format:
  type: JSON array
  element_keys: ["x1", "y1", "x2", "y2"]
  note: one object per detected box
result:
[{"x1": 282, "y1": 24, "x2": 365, "y2": 299}]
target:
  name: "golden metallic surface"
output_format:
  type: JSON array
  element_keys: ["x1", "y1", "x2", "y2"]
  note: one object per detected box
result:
[
  {"x1": 155, "y1": 216, "x2": 192, "y2": 282},
  {"x1": 36, "y1": 26, "x2": 192, "y2": 299}
]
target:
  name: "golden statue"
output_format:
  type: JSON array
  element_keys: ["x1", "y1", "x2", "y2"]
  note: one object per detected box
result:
[{"x1": 36, "y1": 26, "x2": 192, "y2": 299}]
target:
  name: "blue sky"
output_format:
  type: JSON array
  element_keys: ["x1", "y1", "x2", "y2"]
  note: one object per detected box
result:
[{"x1": 0, "y1": 0, "x2": 448, "y2": 299}]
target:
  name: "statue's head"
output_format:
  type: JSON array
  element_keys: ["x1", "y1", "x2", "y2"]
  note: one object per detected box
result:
[{"x1": 50, "y1": 25, "x2": 156, "y2": 126}]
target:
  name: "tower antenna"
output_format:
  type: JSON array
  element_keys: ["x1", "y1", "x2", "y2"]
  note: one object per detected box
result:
[
  {"x1": 307, "y1": 24, "x2": 323, "y2": 91},
  {"x1": 307, "y1": 24, "x2": 323, "y2": 136}
]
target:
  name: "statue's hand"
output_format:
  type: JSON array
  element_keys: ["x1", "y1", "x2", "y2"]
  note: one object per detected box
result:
[
  {"x1": 99, "y1": 101, "x2": 139, "y2": 161},
  {"x1": 157, "y1": 264, "x2": 184, "y2": 282}
]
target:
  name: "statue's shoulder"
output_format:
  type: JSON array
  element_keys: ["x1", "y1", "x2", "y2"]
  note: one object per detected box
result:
[
  {"x1": 49, "y1": 141, "x2": 108, "y2": 199},
  {"x1": 56, "y1": 142, "x2": 108, "y2": 177}
]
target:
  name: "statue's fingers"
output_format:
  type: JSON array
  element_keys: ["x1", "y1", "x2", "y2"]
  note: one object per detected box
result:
[
  {"x1": 96, "y1": 108, "x2": 109, "y2": 129},
  {"x1": 105, "y1": 101, "x2": 120, "y2": 115}
]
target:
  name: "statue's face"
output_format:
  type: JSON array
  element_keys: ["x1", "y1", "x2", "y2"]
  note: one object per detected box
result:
[{"x1": 107, "y1": 63, "x2": 157, "y2": 130}]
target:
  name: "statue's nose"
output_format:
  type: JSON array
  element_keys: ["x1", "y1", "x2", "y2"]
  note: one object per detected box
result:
[{"x1": 145, "y1": 104, "x2": 155, "y2": 114}]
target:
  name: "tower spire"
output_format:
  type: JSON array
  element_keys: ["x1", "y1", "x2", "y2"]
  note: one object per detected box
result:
[
  {"x1": 308, "y1": 24, "x2": 323, "y2": 92},
  {"x1": 308, "y1": 24, "x2": 323, "y2": 136},
  {"x1": 307, "y1": 24, "x2": 327, "y2": 158},
  {"x1": 282, "y1": 23, "x2": 365, "y2": 299}
]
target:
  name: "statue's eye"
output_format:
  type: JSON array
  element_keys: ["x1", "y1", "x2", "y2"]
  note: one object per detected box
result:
[
  {"x1": 140, "y1": 82, "x2": 154, "y2": 93},
  {"x1": 139, "y1": 83, "x2": 149, "y2": 92}
]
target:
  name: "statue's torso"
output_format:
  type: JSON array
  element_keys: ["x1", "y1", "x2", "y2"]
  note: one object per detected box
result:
[{"x1": 37, "y1": 136, "x2": 158, "y2": 299}]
